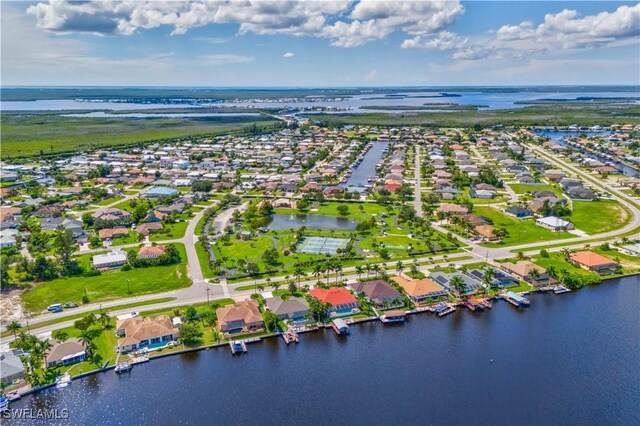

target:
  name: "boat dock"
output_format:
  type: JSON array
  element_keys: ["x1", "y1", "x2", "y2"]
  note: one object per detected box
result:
[
  {"x1": 380, "y1": 309, "x2": 407, "y2": 323},
  {"x1": 114, "y1": 362, "x2": 132, "y2": 374},
  {"x1": 230, "y1": 340, "x2": 248, "y2": 355},
  {"x1": 504, "y1": 291, "x2": 531, "y2": 307},
  {"x1": 282, "y1": 331, "x2": 299, "y2": 344},
  {"x1": 554, "y1": 286, "x2": 571, "y2": 294},
  {"x1": 331, "y1": 318, "x2": 350, "y2": 335},
  {"x1": 435, "y1": 302, "x2": 456, "y2": 317}
]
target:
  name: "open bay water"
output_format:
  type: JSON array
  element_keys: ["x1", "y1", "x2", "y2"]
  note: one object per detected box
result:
[{"x1": 7, "y1": 276, "x2": 639, "y2": 425}]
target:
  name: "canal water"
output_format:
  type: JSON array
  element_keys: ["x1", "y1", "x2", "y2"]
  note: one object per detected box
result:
[
  {"x1": 536, "y1": 130, "x2": 639, "y2": 176},
  {"x1": 266, "y1": 214, "x2": 359, "y2": 231},
  {"x1": 7, "y1": 276, "x2": 639, "y2": 425},
  {"x1": 346, "y1": 141, "x2": 390, "y2": 188}
]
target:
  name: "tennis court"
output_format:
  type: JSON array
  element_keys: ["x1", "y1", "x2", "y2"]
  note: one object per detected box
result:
[{"x1": 298, "y1": 236, "x2": 349, "y2": 255}]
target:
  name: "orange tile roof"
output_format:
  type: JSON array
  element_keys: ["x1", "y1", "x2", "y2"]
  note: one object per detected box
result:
[
  {"x1": 569, "y1": 251, "x2": 618, "y2": 267},
  {"x1": 391, "y1": 275, "x2": 444, "y2": 297},
  {"x1": 308, "y1": 287, "x2": 357, "y2": 306}
]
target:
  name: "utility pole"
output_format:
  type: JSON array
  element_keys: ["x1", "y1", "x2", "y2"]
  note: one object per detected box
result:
[{"x1": 206, "y1": 287, "x2": 211, "y2": 306}]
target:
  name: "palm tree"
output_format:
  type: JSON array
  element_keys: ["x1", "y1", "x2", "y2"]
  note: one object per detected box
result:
[
  {"x1": 334, "y1": 262, "x2": 343, "y2": 284},
  {"x1": 516, "y1": 251, "x2": 526, "y2": 261},
  {"x1": 272, "y1": 281, "x2": 281, "y2": 292},
  {"x1": 355, "y1": 265, "x2": 363, "y2": 279},
  {"x1": 371, "y1": 264, "x2": 381, "y2": 278},
  {"x1": 482, "y1": 267, "x2": 496, "y2": 293},
  {"x1": 547, "y1": 265, "x2": 557, "y2": 280},
  {"x1": 7, "y1": 320, "x2": 22, "y2": 339},
  {"x1": 396, "y1": 261, "x2": 404, "y2": 276},
  {"x1": 529, "y1": 268, "x2": 541, "y2": 285},
  {"x1": 78, "y1": 329, "x2": 99, "y2": 357},
  {"x1": 561, "y1": 248, "x2": 572, "y2": 261},
  {"x1": 313, "y1": 264, "x2": 323, "y2": 283},
  {"x1": 98, "y1": 312, "x2": 110, "y2": 329},
  {"x1": 450, "y1": 276, "x2": 468, "y2": 298},
  {"x1": 294, "y1": 265, "x2": 305, "y2": 287}
]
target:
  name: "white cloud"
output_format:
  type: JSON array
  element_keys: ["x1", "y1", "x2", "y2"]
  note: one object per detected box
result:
[
  {"x1": 192, "y1": 36, "x2": 229, "y2": 44},
  {"x1": 496, "y1": 4, "x2": 640, "y2": 49},
  {"x1": 283, "y1": 52, "x2": 294, "y2": 58},
  {"x1": 25, "y1": 0, "x2": 465, "y2": 48},
  {"x1": 199, "y1": 54, "x2": 254, "y2": 65},
  {"x1": 401, "y1": 31, "x2": 468, "y2": 50}
]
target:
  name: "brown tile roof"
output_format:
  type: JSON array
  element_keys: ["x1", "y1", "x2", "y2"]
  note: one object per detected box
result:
[
  {"x1": 569, "y1": 251, "x2": 619, "y2": 267},
  {"x1": 391, "y1": 275, "x2": 445, "y2": 297}
]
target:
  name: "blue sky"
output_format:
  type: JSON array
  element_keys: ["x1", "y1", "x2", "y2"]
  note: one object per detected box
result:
[{"x1": 1, "y1": 1, "x2": 639, "y2": 86}]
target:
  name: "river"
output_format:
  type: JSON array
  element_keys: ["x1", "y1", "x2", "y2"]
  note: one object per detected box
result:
[{"x1": 6, "y1": 276, "x2": 639, "y2": 425}]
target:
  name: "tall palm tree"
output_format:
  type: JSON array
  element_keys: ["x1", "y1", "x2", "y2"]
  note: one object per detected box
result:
[
  {"x1": 450, "y1": 276, "x2": 467, "y2": 298},
  {"x1": 529, "y1": 268, "x2": 541, "y2": 285},
  {"x1": 7, "y1": 321, "x2": 22, "y2": 339},
  {"x1": 294, "y1": 265, "x2": 305, "y2": 287},
  {"x1": 482, "y1": 267, "x2": 496, "y2": 293},
  {"x1": 355, "y1": 265, "x2": 363, "y2": 279},
  {"x1": 396, "y1": 261, "x2": 404, "y2": 276},
  {"x1": 561, "y1": 248, "x2": 572, "y2": 261},
  {"x1": 313, "y1": 264, "x2": 323, "y2": 282},
  {"x1": 98, "y1": 312, "x2": 110, "y2": 329}
]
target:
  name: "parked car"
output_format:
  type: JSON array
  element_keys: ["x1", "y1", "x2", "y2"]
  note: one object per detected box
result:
[
  {"x1": 47, "y1": 304, "x2": 63, "y2": 313},
  {"x1": 63, "y1": 302, "x2": 78, "y2": 309}
]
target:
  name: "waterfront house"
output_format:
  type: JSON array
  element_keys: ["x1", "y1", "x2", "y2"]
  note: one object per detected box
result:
[
  {"x1": 391, "y1": 274, "x2": 447, "y2": 303},
  {"x1": 0, "y1": 350, "x2": 25, "y2": 384},
  {"x1": 92, "y1": 250, "x2": 127, "y2": 269},
  {"x1": 216, "y1": 300, "x2": 264, "y2": 335},
  {"x1": 264, "y1": 296, "x2": 311, "y2": 322},
  {"x1": 430, "y1": 272, "x2": 482, "y2": 295},
  {"x1": 308, "y1": 287, "x2": 359, "y2": 316},
  {"x1": 569, "y1": 251, "x2": 621, "y2": 274},
  {"x1": 500, "y1": 261, "x2": 550, "y2": 285},
  {"x1": 350, "y1": 279, "x2": 403, "y2": 309},
  {"x1": 45, "y1": 339, "x2": 86, "y2": 367},
  {"x1": 536, "y1": 216, "x2": 574, "y2": 231},
  {"x1": 467, "y1": 269, "x2": 518, "y2": 288},
  {"x1": 116, "y1": 315, "x2": 179, "y2": 353}
]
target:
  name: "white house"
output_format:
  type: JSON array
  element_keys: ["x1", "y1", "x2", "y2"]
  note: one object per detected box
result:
[
  {"x1": 535, "y1": 216, "x2": 574, "y2": 231},
  {"x1": 92, "y1": 250, "x2": 127, "y2": 269},
  {"x1": 618, "y1": 243, "x2": 640, "y2": 257}
]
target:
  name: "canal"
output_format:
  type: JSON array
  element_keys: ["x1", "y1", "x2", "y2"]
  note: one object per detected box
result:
[
  {"x1": 6, "y1": 276, "x2": 639, "y2": 425},
  {"x1": 345, "y1": 141, "x2": 390, "y2": 189}
]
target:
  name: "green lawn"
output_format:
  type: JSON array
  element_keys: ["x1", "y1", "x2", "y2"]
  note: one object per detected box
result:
[
  {"x1": 213, "y1": 236, "x2": 274, "y2": 265},
  {"x1": 570, "y1": 200, "x2": 631, "y2": 234},
  {"x1": 21, "y1": 244, "x2": 190, "y2": 313},
  {"x1": 150, "y1": 221, "x2": 188, "y2": 241},
  {"x1": 474, "y1": 206, "x2": 574, "y2": 247},
  {"x1": 111, "y1": 230, "x2": 140, "y2": 246},
  {"x1": 94, "y1": 196, "x2": 122, "y2": 206},
  {"x1": 507, "y1": 183, "x2": 560, "y2": 196}
]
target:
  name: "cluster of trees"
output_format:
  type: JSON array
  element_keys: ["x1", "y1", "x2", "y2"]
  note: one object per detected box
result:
[
  {"x1": 191, "y1": 180, "x2": 213, "y2": 193},
  {"x1": 537, "y1": 199, "x2": 572, "y2": 217},
  {"x1": 17, "y1": 228, "x2": 84, "y2": 282},
  {"x1": 125, "y1": 244, "x2": 181, "y2": 269}
]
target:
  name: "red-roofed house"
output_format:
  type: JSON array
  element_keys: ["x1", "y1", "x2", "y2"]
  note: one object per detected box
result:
[
  {"x1": 569, "y1": 251, "x2": 621, "y2": 274},
  {"x1": 137, "y1": 245, "x2": 166, "y2": 260},
  {"x1": 308, "y1": 287, "x2": 359, "y2": 316}
]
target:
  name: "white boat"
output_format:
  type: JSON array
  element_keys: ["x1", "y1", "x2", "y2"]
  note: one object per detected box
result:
[
  {"x1": 56, "y1": 373, "x2": 72, "y2": 388},
  {"x1": 115, "y1": 362, "x2": 132, "y2": 373},
  {"x1": 553, "y1": 286, "x2": 571, "y2": 294}
]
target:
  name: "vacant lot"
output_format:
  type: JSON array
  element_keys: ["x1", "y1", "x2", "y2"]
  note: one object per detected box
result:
[{"x1": 570, "y1": 200, "x2": 631, "y2": 234}]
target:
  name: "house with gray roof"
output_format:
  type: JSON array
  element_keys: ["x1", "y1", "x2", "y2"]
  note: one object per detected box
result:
[
  {"x1": 0, "y1": 349, "x2": 25, "y2": 384},
  {"x1": 264, "y1": 296, "x2": 310, "y2": 322},
  {"x1": 350, "y1": 279, "x2": 404, "y2": 309}
]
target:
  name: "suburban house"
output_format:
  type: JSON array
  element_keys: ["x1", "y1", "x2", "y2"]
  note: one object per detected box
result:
[
  {"x1": 474, "y1": 225, "x2": 499, "y2": 241},
  {"x1": 264, "y1": 296, "x2": 311, "y2": 322},
  {"x1": 216, "y1": 300, "x2": 264, "y2": 335},
  {"x1": 536, "y1": 216, "x2": 574, "y2": 231},
  {"x1": 0, "y1": 349, "x2": 25, "y2": 384},
  {"x1": 143, "y1": 186, "x2": 179, "y2": 199},
  {"x1": 98, "y1": 227, "x2": 129, "y2": 240},
  {"x1": 116, "y1": 315, "x2": 179, "y2": 353},
  {"x1": 45, "y1": 339, "x2": 86, "y2": 367},
  {"x1": 391, "y1": 274, "x2": 447, "y2": 302},
  {"x1": 137, "y1": 245, "x2": 166, "y2": 259},
  {"x1": 137, "y1": 222, "x2": 164, "y2": 236},
  {"x1": 500, "y1": 261, "x2": 550, "y2": 285},
  {"x1": 92, "y1": 207, "x2": 131, "y2": 224},
  {"x1": 308, "y1": 287, "x2": 359, "y2": 316},
  {"x1": 430, "y1": 272, "x2": 482, "y2": 295},
  {"x1": 505, "y1": 206, "x2": 534, "y2": 219},
  {"x1": 350, "y1": 279, "x2": 403, "y2": 309},
  {"x1": 569, "y1": 251, "x2": 621, "y2": 274},
  {"x1": 467, "y1": 269, "x2": 519, "y2": 288},
  {"x1": 92, "y1": 250, "x2": 127, "y2": 269}
]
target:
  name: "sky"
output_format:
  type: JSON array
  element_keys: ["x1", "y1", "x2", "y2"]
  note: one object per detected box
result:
[{"x1": 1, "y1": 0, "x2": 639, "y2": 87}]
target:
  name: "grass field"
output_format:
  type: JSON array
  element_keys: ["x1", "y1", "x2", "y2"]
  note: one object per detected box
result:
[
  {"x1": 21, "y1": 244, "x2": 190, "y2": 313},
  {"x1": 474, "y1": 206, "x2": 574, "y2": 247},
  {"x1": 195, "y1": 241, "x2": 216, "y2": 278},
  {"x1": 94, "y1": 196, "x2": 122, "y2": 206},
  {"x1": 570, "y1": 200, "x2": 631, "y2": 234},
  {"x1": 507, "y1": 183, "x2": 560, "y2": 196},
  {"x1": 1, "y1": 113, "x2": 278, "y2": 159},
  {"x1": 149, "y1": 221, "x2": 188, "y2": 241}
]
